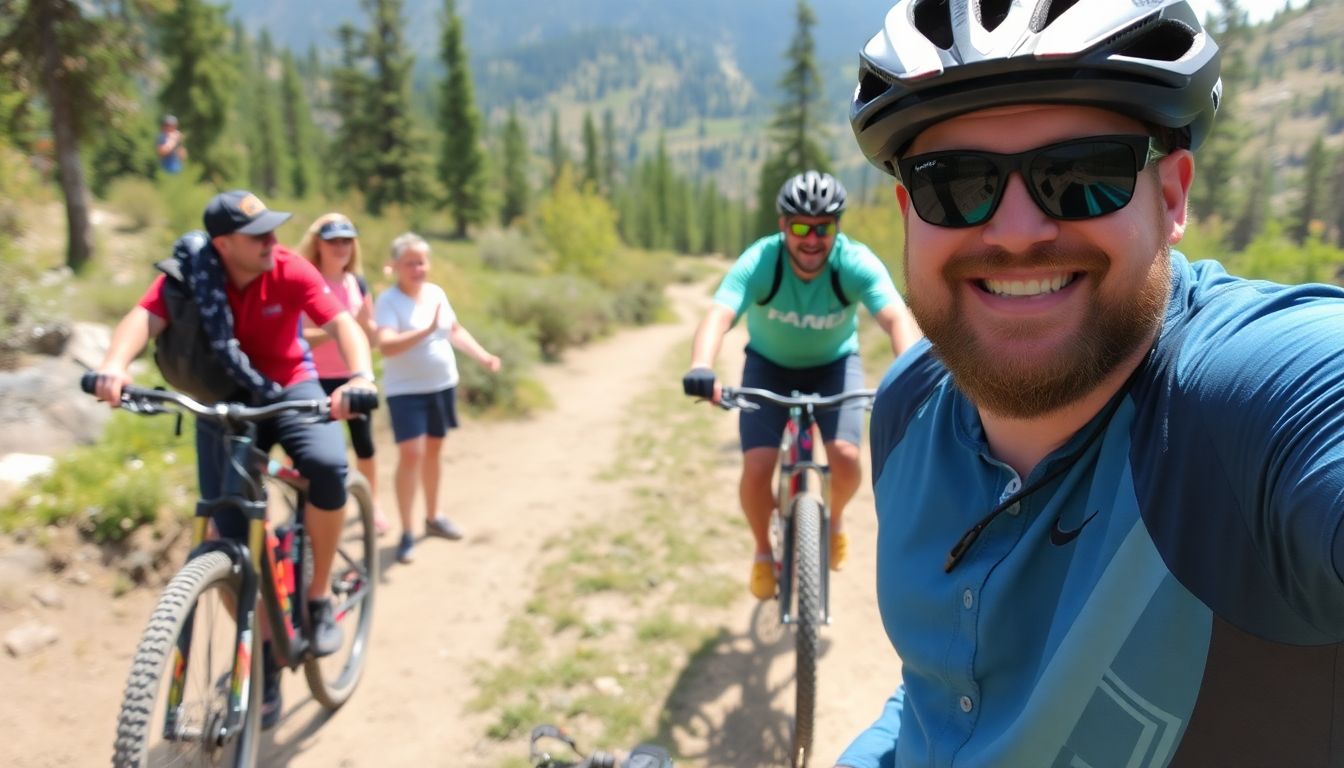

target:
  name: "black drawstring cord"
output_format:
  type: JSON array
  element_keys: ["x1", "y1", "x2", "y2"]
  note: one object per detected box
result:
[{"x1": 943, "y1": 363, "x2": 1144, "y2": 573}]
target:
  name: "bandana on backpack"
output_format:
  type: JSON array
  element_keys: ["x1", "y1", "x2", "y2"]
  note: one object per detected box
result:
[{"x1": 176, "y1": 231, "x2": 283, "y2": 400}]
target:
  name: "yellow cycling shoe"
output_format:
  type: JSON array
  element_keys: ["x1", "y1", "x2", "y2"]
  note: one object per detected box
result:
[
  {"x1": 749, "y1": 559, "x2": 777, "y2": 600},
  {"x1": 830, "y1": 531, "x2": 849, "y2": 572}
]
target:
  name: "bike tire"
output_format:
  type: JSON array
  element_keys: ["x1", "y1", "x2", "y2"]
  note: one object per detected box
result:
[
  {"x1": 112, "y1": 550, "x2": 262, "y2": 768},
  {"x1": 790, "y1": 495, "x2": 823, "y2": 768},
  {"x1": 304, "y1": 471, "x2": 378, "y2": 708}
]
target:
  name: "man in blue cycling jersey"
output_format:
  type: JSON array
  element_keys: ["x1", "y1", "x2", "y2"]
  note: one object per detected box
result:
[
  {"x1": 836, "y1": 2, "x2": 1344, "y2": 767},
  {"x1": 683, "y1": 171, "x2": 922, "y2": 601}
]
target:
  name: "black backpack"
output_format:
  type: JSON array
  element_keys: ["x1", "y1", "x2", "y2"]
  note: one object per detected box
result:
[
  {"x1": 756, "y1": 240, "x2": 852, "y2": 308},
  {"x1": 152, "y1": 232, "x2": 246, "y2": 404}
]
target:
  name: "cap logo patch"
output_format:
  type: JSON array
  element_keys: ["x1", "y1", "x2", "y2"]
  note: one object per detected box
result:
[{"x1": 238, "y1": 194, "x2": 267, "y2": 217}]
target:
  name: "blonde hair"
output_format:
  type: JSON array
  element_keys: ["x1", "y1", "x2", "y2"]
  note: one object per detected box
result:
[
  {"x1": 389, "y1": 231, "x2": 430, "y2": 263},
  {"x1": 296, "y1": 212, "x2": 364, "y2": 276}
]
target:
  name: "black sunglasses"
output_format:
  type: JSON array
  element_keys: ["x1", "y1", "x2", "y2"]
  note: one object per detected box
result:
[{"x1": 897, "y1": 135, "x2": 1161, "y2": 228}]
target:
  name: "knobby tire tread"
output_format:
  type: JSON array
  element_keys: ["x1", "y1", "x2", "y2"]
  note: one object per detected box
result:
[
  {"x1": 792, "y1": 495, "x2": 822, "y2": 768},
  {"x1": 112, "y1": 550, "x2": 260, "y2": 767}
]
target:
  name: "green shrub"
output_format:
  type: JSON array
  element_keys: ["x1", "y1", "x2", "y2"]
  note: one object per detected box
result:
[
  {"x1": 454, "y1": 317, "x2": 551, "y2": 417},
  {"x1": 477, "y1": 228, "x2": 548, "y2": 274},
  {"x1": 494, "y1": 274, "x2": 614, "y2": 361},
  {"x1": 105, "y1": 177, "x2": 169, "y2": 233},
  {"x1": 0, "y1": 402, "x2": 196, "y2": 543}
]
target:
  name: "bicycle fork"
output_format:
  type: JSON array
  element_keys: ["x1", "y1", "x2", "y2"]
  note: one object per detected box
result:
[{"x1": 776, "y1": 413, "x2": 833, "y2": 627}]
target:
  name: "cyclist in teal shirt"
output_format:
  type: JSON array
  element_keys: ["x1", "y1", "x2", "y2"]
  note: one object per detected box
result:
[
  {"x1": 683, "y1": 171, "x2": 922, "y2": 600},
  {"x1": 838, "y1": 1, "x2": 1344, "y2": 766}
]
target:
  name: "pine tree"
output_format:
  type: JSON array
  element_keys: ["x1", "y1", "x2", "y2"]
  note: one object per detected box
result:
[
  {"x1": 548, "y1": 110, "x2": 569, "y2": 187},
  {"x1": 601, "y1": 109, "x2": 619, "y2": 196},
  {"x1": 581, "y1": 111, "x2": 602, "y2": 193},
  {"x1": 329, "y1": 24, "x2": 375, "y2": 197},
  {"x1": 362, "y1": 0, "x2": 425, "y2": 214},
  {"x1": 248, "y1": 33, "x2": 285, "y2": 197},
  {"x1": 159, "y1": 0, "x2": 237, "y2": 186},
  {"x1": 436, "y1": 0, "x2": 487, "y2": 238},
  {"x1": 2, "y1": 0, "x2": 151, "y2": 269},
  {"x1": 1189, "y1": 2, "x2": 1249, "y2": 224},
  {"x1": 756, "y1": 0, "x2": 830, "y2": 235},
  {"x1": 1330, "y1": 148, "x2": 1344, "y2": 248},
  {"x1": 279, "y1": 51, "x2": 318, "y2": 198},
  {"x1": 1230, "y1": 154, "x2": 1272, "y2": 252},
  {"x1": 500, "y1": 106, "x2": 530, "y2": 226},
  {"x1": 1292, "y1": 135, "x2": 1327, "y2": 244}
]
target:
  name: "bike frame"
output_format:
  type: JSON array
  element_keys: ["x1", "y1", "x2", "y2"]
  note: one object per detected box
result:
[
  {"x1": 162, "y1": 429, "x2": 314, "y2": 747},
  {"x1": 774, "y1": 397, "x2": 832, "y2": 627}
]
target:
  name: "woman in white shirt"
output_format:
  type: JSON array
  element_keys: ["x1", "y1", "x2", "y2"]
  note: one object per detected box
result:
[{"x1": 374, "y1": 232, "x2": 501, "y2": 565}]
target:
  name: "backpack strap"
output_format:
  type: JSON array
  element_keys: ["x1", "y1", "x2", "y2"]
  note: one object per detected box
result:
[
  {"x1": 355, "y1": 273, "x2": 369, "y2": 297},
  {"x1": 830, "y1": 266, "x2": 851, "y2": 308},
  {"x1": 756, "y1": 241, "x2": 785, "y2": 306}
]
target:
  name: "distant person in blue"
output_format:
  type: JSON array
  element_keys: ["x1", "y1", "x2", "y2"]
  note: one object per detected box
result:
[
  {"x1": 156, "y1": 114, "x2": 186, "y2": 174},
  {"x1": 836, "y1": 1, "x2": 1344, "y2": 767}
]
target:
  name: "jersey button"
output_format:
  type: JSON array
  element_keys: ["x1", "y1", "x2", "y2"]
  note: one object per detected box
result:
[
  {"x1": 962, "y1": 589, "x2": 974, "y2": 610},
  {"x1": 1006, "y1": 502, "x2": 1021, "y2": 517},
  {"x1": 960, "y1": 695, "x2": 974, "y2": 713}
]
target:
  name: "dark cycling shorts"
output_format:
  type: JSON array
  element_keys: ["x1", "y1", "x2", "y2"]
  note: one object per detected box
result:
[
  {"x1": 319, "y1": 377, "x2": 376, "y2": 459},
  {"x1": 198, "y1": 379, "x2": 348, "y2": 540},
  {"x1": 739, "y1": 348, "x2": 864, "y2": 452},
  {"x1": 387, "y1": 387, "x2": 458, "y2": 443}
]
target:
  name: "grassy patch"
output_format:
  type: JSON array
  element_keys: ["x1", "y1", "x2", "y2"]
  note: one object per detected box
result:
[{"x1": 0, "y1": 375, "x2": 196, "y2": 542}]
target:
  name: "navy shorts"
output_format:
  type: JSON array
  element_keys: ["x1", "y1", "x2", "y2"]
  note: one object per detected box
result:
[
  {"x1": 319, "y1": 377, "x2": 376, "y2": 459},
  {"x1": 738, "y1": 348, "x2": 865, "y2": 452},
  {"x1": 387, "y1": 387, "x2": 459, "y2": 443},
  {"x1": 198, "y1": 379, "x2": 349, "y2": 540}
]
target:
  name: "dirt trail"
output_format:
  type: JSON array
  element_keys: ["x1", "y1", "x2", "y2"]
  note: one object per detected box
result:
[{"x1": 0, "y1": 277, "x2": 902, "y2": 768}]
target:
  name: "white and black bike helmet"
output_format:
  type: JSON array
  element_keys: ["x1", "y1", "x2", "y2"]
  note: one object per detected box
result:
[
  {"x1": 776, "y1": 171, "x2": 848, "y2": 217},
  {"x1": 849, "y1": 0, "x2": 1223, "y2": 176}
]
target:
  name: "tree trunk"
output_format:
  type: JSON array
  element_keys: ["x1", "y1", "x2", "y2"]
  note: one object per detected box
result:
[{"x1": 38, "y1": 2, "x2": 94, "y2": 272}]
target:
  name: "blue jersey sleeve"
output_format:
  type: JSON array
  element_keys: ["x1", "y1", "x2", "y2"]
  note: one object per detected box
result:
[
  {"x1": 1162, "y1": 262, "x2": 1344, "y2": 639},
  {"x1": 836, "y1": 686, "x2": 904, "y2": 768}
]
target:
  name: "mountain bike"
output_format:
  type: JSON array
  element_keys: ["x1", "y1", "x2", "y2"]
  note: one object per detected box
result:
[
  {"x1": 530, "y1": 724, "x2": 673, "y2": 768},
  {"x1": 81, "y1": 375, "x2": 379, "y2": 767},
  {"x1": 717, "y1": 385, "x2": 875, "y2": 768}
]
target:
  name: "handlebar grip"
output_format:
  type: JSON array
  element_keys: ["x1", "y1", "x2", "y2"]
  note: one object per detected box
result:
[
  {"x1": 345, "y1": 389, "x2": 379, "y2": 415},
  {"x1": 80, "y1": 372, "x2": 100, "y2": 395},
  {"x1": 581, "y1": 752, "x2": 616, "y2": 768}
]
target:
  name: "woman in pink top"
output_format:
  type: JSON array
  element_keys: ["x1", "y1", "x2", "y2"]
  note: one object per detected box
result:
[{"x1": 298, "y1": 213, "x2": 388, "y2": 534}]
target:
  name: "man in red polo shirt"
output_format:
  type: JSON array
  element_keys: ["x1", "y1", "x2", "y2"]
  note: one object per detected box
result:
[{"x1": 94, "y1": 189, "x2": 376, "y2": 728}]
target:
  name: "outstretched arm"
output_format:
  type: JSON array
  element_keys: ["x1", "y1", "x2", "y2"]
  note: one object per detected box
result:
[
  {"x1": 873, "y1": 303, "x2": 923, "y2": 359},
  {"x1": 448, "y1": 321, "x2": 501, "y2": 372},
  {"x1": 685, "y1": 303, "x2": 737, "y2": 403}
]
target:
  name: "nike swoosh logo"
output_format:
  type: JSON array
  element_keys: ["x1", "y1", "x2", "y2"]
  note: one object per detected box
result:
[{"x1": 1050, "y1": 509, "x2": 1099, "y2": 547}]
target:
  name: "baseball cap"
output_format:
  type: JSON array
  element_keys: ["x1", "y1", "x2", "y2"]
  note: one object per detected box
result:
[
  {"x1": 318, "y1": 219, "x2": 359, "y2": 240},
  {"x1": 163, "y1": 114, "x2": 178, "y2": 126},
  {"x1": 203, "y1": 190, "x2": 292, "y2": 238}
]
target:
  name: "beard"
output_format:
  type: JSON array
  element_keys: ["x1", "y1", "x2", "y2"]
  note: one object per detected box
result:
[{"x1": 905, "y1": 240, "x2": 1170, "y2": 419}]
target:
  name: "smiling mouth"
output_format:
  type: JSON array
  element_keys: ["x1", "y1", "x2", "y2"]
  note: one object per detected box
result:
[{"x1": 979, "y1": 273, "x2": 1079, "y2": 298}]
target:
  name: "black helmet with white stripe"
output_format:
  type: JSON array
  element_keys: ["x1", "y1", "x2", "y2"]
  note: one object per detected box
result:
[
  {"x1": 850, "y1": 0, "x2": 1223, "y2": 177},
  {"x1": 776, "y1": 171, "x2": 848, "y2": 217}
]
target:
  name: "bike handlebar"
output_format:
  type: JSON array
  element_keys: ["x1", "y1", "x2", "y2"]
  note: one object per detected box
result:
[
  {"x1": 716, "y1": 386, "x2": 876, "y2": 412},
  {"x1": 79, "y1": 373, "x2": 378, "y2": 422}
]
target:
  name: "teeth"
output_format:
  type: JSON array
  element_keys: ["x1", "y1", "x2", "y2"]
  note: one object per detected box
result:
[{"x1": 983, "y1": 274, "x2": 1074, "y2": 297}]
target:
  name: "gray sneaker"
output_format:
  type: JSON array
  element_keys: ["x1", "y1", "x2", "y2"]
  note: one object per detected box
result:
[{"x1": 425, "y1": 515, "x2": 464, "y2": 540}]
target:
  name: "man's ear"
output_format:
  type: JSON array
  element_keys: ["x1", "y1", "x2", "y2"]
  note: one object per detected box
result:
[{"x1": 1158, "y1": 149, "x2": 1195, "y2": 245}]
